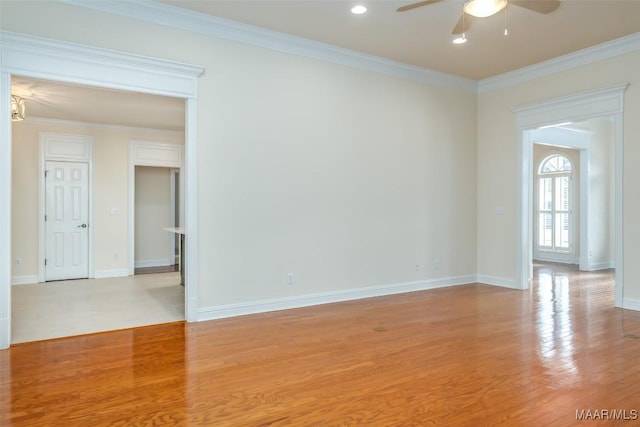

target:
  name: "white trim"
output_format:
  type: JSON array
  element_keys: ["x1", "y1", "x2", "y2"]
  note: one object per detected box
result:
[
  {"x1": 129, "y1": 140, "x2": 184, "y2": 276},
  {"x1": 0, "y1": 73, "x2": 13, "y2": 349},
  {"x1": 476, "y1": 275, "x2": 519, "y2": 289},
  {"x1": 197, "y1": 276, "x2": 476, "y2": 322},
  {"x1": 93, "y1": 269, "x2": 129, "y2": 279},
  {"x1": 0, "y1": 31, "x2": 202, "y2": 97},
  {"x1": 25, "y1": 117, "x2": 184, "y2": 138},
  {"x1": 39, "y1": 132, "x2": 95, "y2": 283},
  {"x1": 0, "y1": 31, "x2": 202, "y2": 349},
  {"x1": 582, "y1": 262, "x2": 615, "y2": 272},
  {"x1": 622, "y1": 297, "x2": 640, "y2": 312},
  {"x1": 11, "y1": 276, "x2": 39, "y2": 286},
  {"x1": 134, "y1": 259, "x2": 174, "y2": 269},
  {"x1": 60, "y1": 0, "x2": 477, "y2": 93},
  {"x1": 184, "y1": 98, "x2": 198, "y2": 322},
  {"x1": 479, "y1": 33, "x2": 640, "y2": 93},
  {"x1": 513, "y1": 84, "x2": 628, "y2": 128},
  {"x1": 515, "y1": 84, "x2": 627, "y2": 309}
]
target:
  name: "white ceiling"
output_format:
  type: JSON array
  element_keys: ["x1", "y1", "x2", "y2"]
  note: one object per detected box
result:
[
  {"x1": 11, "y1": 76, "x2": 185, "y2": 132},
  {"x1": 10, "y1": 0, "x2": 640, "y2": 131}
]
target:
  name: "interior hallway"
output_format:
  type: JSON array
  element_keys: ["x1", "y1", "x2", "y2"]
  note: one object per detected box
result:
[{"x1": 11, "y1": 272, "x2": 184, "y2": 344}]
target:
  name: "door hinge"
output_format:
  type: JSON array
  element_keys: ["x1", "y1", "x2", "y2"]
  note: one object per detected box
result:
[
  {"x1": 45, "y1": 170, "x2": 49, "y2": 178},
  {"x1": 44, "y1": 258, "x2": 47, "y2": 266},
  {"x1": 44, "y1": 214, "x2": 47, "y2": 222}
]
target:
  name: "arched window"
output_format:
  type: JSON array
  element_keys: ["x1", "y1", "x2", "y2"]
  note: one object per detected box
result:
[{"x1": 537, "y1": 154, "x2": 573, "y2": 254}]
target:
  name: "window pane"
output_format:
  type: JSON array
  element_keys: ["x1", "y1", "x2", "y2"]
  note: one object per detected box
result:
[
  {"x1": 555, "y1": 176, "x2": 570, "y2": 211},
  {"x1": 555, "y1": 213, "x2": 570, "y2": 249},
  {"x1": 539, "y1": 213, "x2": 552, "y2": 247},
  {"x1": 540, "y1": 155, "x2": 572, "y2": 174},
  {"x1": 540, "y1": 178, "x2": 552, "y2": 211}
]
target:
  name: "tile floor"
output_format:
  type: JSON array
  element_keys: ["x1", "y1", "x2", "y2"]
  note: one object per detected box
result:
[{"x1": 11, "y1": 272, "x2": 184, "y2": 344}]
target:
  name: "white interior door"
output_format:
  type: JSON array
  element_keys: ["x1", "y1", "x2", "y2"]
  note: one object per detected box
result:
[{"x1": 45, "y1": 161, "x2": 89, "y2": 281}]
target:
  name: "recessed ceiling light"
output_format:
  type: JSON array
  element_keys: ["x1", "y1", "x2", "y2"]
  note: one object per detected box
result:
[
  {"x1": 453, "y1": 33, "x2": 468, "y2": 45},
  {"x1": 351, "y1": 5, "x2": 367, "y2": 15}
]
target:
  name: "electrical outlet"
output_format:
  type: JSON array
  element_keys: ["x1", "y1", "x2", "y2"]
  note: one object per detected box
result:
[
  {"x1": 433, "y1": 259, "x2": 440, "y2": 270},
  {"x1": 287, "y1": 273, "x2": 294, "y2": 285},
  {"x1": 415, "y1": 264, "x2": 420, "y2": 271},
  {"x1": 114, "y1": 253, "x2": 119, "y2": 261},
  {"x1": 15, "y1": 258, "x2": 22, "y2": 266}
]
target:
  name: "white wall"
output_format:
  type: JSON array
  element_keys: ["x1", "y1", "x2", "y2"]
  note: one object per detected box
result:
[
  {"x1": 1, "y1": 1, "x2": 478, "y2": 310},
  {"x1": 10, "y1": 119, "x2": 183, "y2": 283},
  {"x1": 584, "y1": 118, "x2": 615, "y2": 269},
  {"x1": 134, "y1": 166, "x2": 173, "y2": 268},
  {"x1": 5, "y1": 1, "x2": 638, "y2": 312}
]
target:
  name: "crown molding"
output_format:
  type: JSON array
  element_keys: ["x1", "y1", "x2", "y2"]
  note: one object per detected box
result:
[
  {"x1": 478, "y1": 32, "x2": 640, "y2": 93},
  {"x1": 1, "y1": 30, "x2": 203, "y2": 98},
  {"x1": 58, "y1": 0, "x2": 478, "y2": 93}
]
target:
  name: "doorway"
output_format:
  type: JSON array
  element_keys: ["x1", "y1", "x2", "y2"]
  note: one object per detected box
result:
[
  {"x1": 134, "y1": 165, "x2": 180, "y2": 276},
  {"x1": 0, "y1": 32, "x2": 203, "y2": 348},
  {"x1": 515, "y1": 84, "x2": 627, "y2": 308}
]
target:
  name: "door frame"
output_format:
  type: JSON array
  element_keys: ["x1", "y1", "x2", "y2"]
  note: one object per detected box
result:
[
  {"x1": 39, "y1": 132, "x2": 95, "y2": 282},
  {"x1": 530, "y1": 126, "x2": 591, "y2": 269},
  {"x1": 0, "y1": 31, "x2": 204, "y2": 349},
  {"x1": 129, "y1": 140, "x2": 184, "y2": 275},
  {"x1": 514, "y1": 83, "x2": 628, "y2": 308}
]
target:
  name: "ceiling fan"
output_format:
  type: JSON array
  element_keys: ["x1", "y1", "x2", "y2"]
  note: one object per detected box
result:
[{"x1": 397, "y1": 0, "x2": 561, "y2": 36}]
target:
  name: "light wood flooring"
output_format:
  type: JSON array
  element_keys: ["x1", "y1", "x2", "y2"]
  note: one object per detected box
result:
[{"x1": 2, "y1": 264, "x2": 640, "y2": 426}]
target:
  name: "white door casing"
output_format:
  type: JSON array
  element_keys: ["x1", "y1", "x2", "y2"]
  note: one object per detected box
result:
[
  {"x1": 129, "y1": 140, "x2": 184, "y2": 276},
  {"x1": 514, "y1": 83, "x2": 627, "y2": 309},
  {"x1": 1, "y1": 31, "x2": 203, "y2": 349},
  {"x1": 45, "y1": 161, "x2": 89, "y2": 281},
  {"x1": 39, "y1": 132, "x2": 94, "y2": 283}
]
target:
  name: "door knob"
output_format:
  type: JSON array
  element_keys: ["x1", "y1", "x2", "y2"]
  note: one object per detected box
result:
[{"x1": 78, "y1": 224, "x2": 87, "y2": 228}]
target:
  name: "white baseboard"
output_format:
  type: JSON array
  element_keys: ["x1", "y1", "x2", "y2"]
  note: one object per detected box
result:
[
  {"x1": 476, "y1": 275, "x2": 519, "y2": 289},
  {"x1": 197, "y1": 275, "x2": 476, "y2": 322},
  {"x1": 93, "y1": 269, "x2": 130, "y2": 279},
  {"x1": 11, "y1": 275, "x2": 39, "y2": 285},
  {"x1": 583, "y1": 262, "x2": 615, "y2": 271},
  {"x1": 623, "y1": 297, "x2": 640, "y2": 312},
  {"x1": 134, "y1": 259, "x2": 173, "y2": 268}
]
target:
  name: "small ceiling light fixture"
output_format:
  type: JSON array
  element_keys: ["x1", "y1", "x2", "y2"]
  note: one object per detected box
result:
[
  {"x1": 351, "y1": 4, "x2": 367, "y2": 14},
  {"x1": 453, "y1": 33, "x2": 468, "y2": 44},
  {"x1": 11, "y1": 95, "x2": 25, "y2": 121},
  {"x1": 463, "y1": 0, "x2": 507, "y2": 18}
]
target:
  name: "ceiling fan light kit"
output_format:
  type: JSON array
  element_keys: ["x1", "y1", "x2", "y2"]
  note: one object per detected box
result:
[
  {"x1": 396, "y1": 0, "x2": 561, "y2": 43},
  {"x1": 463, "y1": 0, "x2": 507, "y2": 18}
]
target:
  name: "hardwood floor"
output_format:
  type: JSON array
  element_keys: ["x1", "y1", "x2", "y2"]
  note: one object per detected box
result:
[{"x1": 2, "y1": 264, "x2": 640, "y2": 426}]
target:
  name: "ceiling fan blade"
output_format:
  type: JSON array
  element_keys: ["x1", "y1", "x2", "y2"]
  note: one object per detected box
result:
[
  {"x1": 510, "y1": 0, "x2": 561, "y2": 14},
  {"x1": 452, "y1": 13, "x2": 475, "y2": 35},
  {"x1": 396, "y1": 0, "x2": 443, "y2": 12}
]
